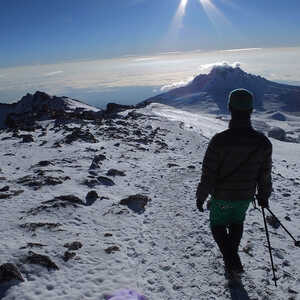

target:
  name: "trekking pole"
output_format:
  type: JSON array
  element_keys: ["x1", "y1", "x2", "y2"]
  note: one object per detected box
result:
[
  {"x1": 266, "y1": 208, "x2": 300, "y2": 247},
  {"x1": 262, "y1": 208, "x2": 278, "y2": 287}
]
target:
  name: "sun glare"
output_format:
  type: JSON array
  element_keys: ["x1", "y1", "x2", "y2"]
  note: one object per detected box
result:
[
  {"x1": 166, "y1": 0, "x2": 233, "y2": 46},
  {"x1": 171, "y1": 0, "x2": 230, "y2": 32},
  {"x1": 198, "y1": 0, "x2": 230, "y2": 27},
  {"x1": 173, "y1": 0, "x2": 189, "y2": 29}
]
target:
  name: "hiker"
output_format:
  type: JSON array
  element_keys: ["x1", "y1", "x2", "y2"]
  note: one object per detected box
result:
[{"x1": 196, "y1": 88, "x2": 272, "y2": 276}]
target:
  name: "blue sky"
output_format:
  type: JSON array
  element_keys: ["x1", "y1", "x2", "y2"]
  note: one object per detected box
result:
[{"x1": 1, "y1": 0, "x2": 300, "y2": 68}]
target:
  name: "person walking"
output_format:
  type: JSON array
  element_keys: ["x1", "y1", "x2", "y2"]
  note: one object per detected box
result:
[{"x1": 196, "y1": 88, "x2": 272, "y2": 277}]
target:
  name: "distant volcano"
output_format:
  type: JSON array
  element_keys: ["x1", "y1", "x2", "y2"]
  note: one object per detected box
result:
[{"x1": 143, "y1": 65, "x2": 300, "y2": 113}]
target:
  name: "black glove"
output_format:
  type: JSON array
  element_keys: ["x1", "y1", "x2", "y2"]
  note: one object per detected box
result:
[
  {"x1": 257, "y1": 196, "x2": 269, "y2": 208},
  {"x1": 206, "y1": 199, "x2": 212, "y2": 210},
  {"x1": 196, "y1": 198, "x2": 204, "y2": 212}
]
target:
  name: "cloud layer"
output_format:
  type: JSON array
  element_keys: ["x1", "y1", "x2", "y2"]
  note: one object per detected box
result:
[
  {"x1": 44, "y1": 71, "x2": 64, "y2": 77},
  {"x1": 0, "y1": 47, "x2": 299, "y2": 105}
]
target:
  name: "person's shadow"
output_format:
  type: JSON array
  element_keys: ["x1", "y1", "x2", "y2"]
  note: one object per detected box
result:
[
  {"x1": 228, "y1": 281, "x2": 251, "y2": 300},
  {"x1": 0, "y1": 280, "x2": 23, "y2": 299}
]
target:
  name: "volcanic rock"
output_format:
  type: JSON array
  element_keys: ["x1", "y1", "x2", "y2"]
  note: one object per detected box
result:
[
  {"x1": 85, "y1": 190, "x2": 99, "y2": 206},
  {"x1": 268, "y1": 127, "x2": 286, "y2": 141},
  {"x1": 0, "y1": 186, "x2": 9, "y2": 192},
  {"x1": 21, "y1": 134, "x2": 34, "y2": 143},
  {"x1": 25, "y1": 251, "x2": 59, "y2": 270},
  {"x1": 106, "y1": 169, "x2": 126, "y2": 177},
  {"x1": 65, "y1": 128, "x2": 98, "y2": 144},
  {"x1": 89, "y1": 154, "x2": 106, "y2": 170},
  {"x1": 97, "y1": 176, "x2": 115, "y2": 186},
  {"x1": 104, "y1": 245, "x2": 120, "y2": 254},
  {"x1": 0, "y1": 263, "x2": 24, "y2": 283},
  {"x1": 64, "y1": 241, "x2": 83, "y2": 251},
  {"x1": 119, "y1": 194, "x2": 151, "y2": 214},
  {"x1": 63, "y1": 251, "x2": 76, "y2": 262}
]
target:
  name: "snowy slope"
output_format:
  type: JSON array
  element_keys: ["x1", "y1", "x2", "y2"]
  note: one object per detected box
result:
[{"x1": 0, "y1": 103, "x2": 300, "y2": 300}]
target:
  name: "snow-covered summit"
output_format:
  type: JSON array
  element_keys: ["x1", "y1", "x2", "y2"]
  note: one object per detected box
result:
[{"x1": 143, "y1": 65, "x2": 300, "y2": 113}]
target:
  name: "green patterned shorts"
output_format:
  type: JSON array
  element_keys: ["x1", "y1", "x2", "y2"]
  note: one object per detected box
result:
[{"x1": 209, "y1": 197, "x2": 252, "y2": 227}]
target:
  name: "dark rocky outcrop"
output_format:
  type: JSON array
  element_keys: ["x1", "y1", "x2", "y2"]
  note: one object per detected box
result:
[
  {"x1": 105, "y1": 103, "x2": 134, "y2": 115},
  {"x1": 63, "y1": 251, "x2": 76, "y2": 262},
  {"x1": 0, "y1": 186, "x2": 9, "y2": 192},
  {"x1": 0, "y1": 193, "x2": 10, "y2": 199},
  {"x1": 27, "y1": 195, "x2": 84, "y2": 215},
  {"x1": 97, "y1": 176, "x2": 115, "y2": 186},
  {"x1": 17, "y1": 174, "x2": 70, "y2": 190},
  {"x1": 1, "y1": 91, "x2": 103, "y2": 129},
  {"x1": 36, "y1": 160, "x2": 53, "y2": 167},
  {"x1": 0, "y1": 189, "x2": 24, "y2": 199},
  {"x1": 20, "y1": 222, "x2": 62, "y2": 232},
  {"x1": 0, "y1": 263, "x2": 24, "y2": 283},
  {"x1": 268, "y1": 112, "x2": 287, "y2": 121},
  {"x1": 104, "y1": 245, "x2": 120, "y2": 254},
  {"x1": 83, "y1": 179, "x2": 100, "y2": 188},
  {"x1": 85, "y1": 190, "x2": 99, "y2": 206},
  {"x1": 20, "y1": 134, "x2": 34, "y2": 143},
  {"x1": 119, "y1": 194, "x2": 151, "y2": 214},
  {"x1": 106, "y1": 169, "x2": 126, "y2": 177},
  {"x1": 89, "y1": 154, "x2": 106, "y2": 169},
  {"x1": 20, "y1": 243, "x2": 47, "y2": 249},
  {"x1": 25, "y1": 251, "x2": 59, "y2": 270},
  {"x1": 65, "y1": 128, "x2": 98, "y2": 144},
  {"x1": 268, "y1": 127, "x2": 286, "y2": 141},
  {"x1": 64, "y1": 241, "x2": 83, "y2": 251},
  {"x1": 46, "y1": 195, "x2": 85, "y2": 206},
  {"x1": 168, "y1": 163, "x2": 179, "y2": 168}
]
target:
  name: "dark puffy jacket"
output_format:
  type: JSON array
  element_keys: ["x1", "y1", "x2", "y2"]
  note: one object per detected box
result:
[{"x1": 196, "y1": 120, "x2": 272, "y2": 203}]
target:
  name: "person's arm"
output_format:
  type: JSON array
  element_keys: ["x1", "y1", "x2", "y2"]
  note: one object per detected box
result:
[
  {"x1": 196, "y1": 136, "x2": 220, "y2": 211},
  {"x1": 256, "y1": 139, "x2": 272, "y2": 208}
]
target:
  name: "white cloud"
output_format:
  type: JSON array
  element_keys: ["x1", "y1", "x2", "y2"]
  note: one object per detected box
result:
[
  {"x1": 133, "y1": 57, "x2": 157, "y2": 62},
  {"x1": 220, "y1": 48, "x2": 262, "y2": 53},
  {"x1": 44, "y1": 71, "x2": 64, "y2": 77},
  {"x1": 160, "y1": 76, "x2": 194, "y2": 92},
  {"x1": 159, "y1": 51, "x2": 183, "y2": 55},
  {"x1": 199, "y1": 61, "x2": 241, "y2": 72}
]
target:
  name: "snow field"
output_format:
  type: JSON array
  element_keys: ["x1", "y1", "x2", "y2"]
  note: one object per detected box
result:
[{"x1": 0, "y1": 104, "x2": 299, "y2": 299}]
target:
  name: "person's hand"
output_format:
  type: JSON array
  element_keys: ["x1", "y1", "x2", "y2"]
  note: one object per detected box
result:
[
  {"x1": 196, "y1": 198, "x2": 204, "y2": 212},
  {"x1": 206, "y1": 199, "x2": 212, "y2": 210},
  {"x1": 257, "y1": 197, "x2": 269, "y2": 208}
]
